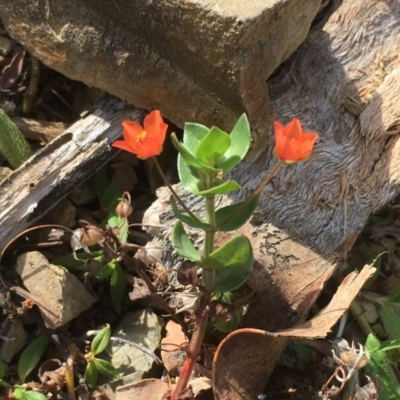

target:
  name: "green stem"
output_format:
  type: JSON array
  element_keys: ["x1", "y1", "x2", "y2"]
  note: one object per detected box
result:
[
  {"x1": 151, "y1": 157, "x2": 202, "y2": 223},
  {"x1": 171, "y1": 178, "x2": 216, "y2": 400},
  {"x1": 215, "y1": 160, "x2": 283, "y2": 230},
  {"x1": 203, "y1": 195, "x2": 216, "y2": 291},
  {"x1": 350, "y1": 299, "x2": 375, "y2": 336},
  {"x1": 252, "y1": 160, "x2": 283, "y2": 198}
]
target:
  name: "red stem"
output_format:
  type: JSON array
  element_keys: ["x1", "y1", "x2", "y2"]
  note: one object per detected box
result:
[{"x1": 171, "y1": 295, "x2": 210, "y2": 399}]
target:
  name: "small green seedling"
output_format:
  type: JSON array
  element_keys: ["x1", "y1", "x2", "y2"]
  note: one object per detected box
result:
[{"x1": 84, "y1": 325, "x2": 120, "y2": 388}]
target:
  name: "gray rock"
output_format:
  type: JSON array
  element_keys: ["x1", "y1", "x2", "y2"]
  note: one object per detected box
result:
[
  {"x1": 0, "y1": 0, "x2": 321, "y2": 141},
  {"x1": 109, "y1": 309, "x2": 164, "y2": 377},
  {"x1": 0, "y1": 318, "x2": 27, "y2": 362},
  {"x1": 16, "y1": 252, "x2": 96, "y2": 328}
]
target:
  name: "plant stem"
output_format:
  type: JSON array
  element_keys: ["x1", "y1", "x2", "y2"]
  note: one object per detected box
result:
[
  {"x1": 171, "y1": 296, "x2": 211, "y2": 399},
  {"x1": 203, "y1": 195, "x2": 216, "y2": 291},
  {"x1": 171, "y1": 185, "x2": 216, "y2": 399},
  {"x1": 151, "y1": 157, "x2": 202, "y2": 223},
  {"x1": 252, "y1": 160, "x2": 283, "y2": 199},
  {"x1": 215, "y1": 160, "x2": 283, "y2": 230},
  {"x1": 350, "y1": 299, "x2": 375, "y2": 336}
]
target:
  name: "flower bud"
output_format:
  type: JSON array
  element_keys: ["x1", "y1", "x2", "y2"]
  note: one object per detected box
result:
[
  {"x1": 115, "y1": 200, "x2": 133, "y2": 218},
  {"x1": 80, "y1": 224, "x2": 104, "y2": 247},
  {"x1": 115, "y1": 192, "x2": 133, "y2": 218}
]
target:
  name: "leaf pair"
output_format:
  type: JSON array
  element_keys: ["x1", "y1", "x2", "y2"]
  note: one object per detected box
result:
[
  {"x1": 172, "y1": 114, "x2": 251, "y2": 196},
  {"x1": 172, "y1": 222, "x2": 253, "y2": 293},
  {"x1": 84, "y1": 325, "x2": 120, "y2": 388},
  {"x1": 171, "y1": 194, "x2": 259, "y2": 233}
]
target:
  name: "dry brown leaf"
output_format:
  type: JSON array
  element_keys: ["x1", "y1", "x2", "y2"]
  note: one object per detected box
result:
[
  {"x1": 213, "y1": 263, "x2": 376, "y2": 400},
  {"x1": 115, "y1": 378, "x2": 169, "y2": 400},
  {"x1": 189, "y1": 377, "x2": 212, "y2": 398},
  {"x1": 161, "y1": 320, "x2": 188, "y2": 377}
]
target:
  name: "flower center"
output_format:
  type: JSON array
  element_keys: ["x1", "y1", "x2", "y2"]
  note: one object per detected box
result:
[{"x1": 137, "y1": 130, "x2": 148, "y2": 142}]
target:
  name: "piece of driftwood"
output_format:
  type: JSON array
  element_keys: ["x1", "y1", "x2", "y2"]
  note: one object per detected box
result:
[
  {"x1": 229, "y1": 0, "x2": 400, "y2": 253},
  {"x1": 0, "y1": 96, "x2": 142, "y2": 252},
  {"x1": 143, "y1": 0, "x2": 400, "y2": 397},
  {"x1": 147, "y1": 0, "x2": 400, "y2": 257}
]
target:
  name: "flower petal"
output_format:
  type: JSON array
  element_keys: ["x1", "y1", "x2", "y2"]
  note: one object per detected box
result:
[
  {"x1": 122, "y1": 121, "x2": 144, "y2": 142},
  {"x1": 273, "y1": 121, "x2": 285, "y2": 158},
  {"x1": 144, "y1": 110, "x2": 168, "y2": 147},
  {"x1": 112, "y1": 140, "x2": 136, "y2": 153},
  {"x1": 285, "y1": 118, "x2": 302, "y2": 139}
]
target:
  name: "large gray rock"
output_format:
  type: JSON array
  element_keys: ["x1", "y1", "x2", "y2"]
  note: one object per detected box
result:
[
  {"x1": 16, "y1": 252, "x2": 96, "y2": 328},
  {"x1": 0, "y1": 0, "x2": 321, "y2": 141},
  {"x1": 109, "y1": 309, "x2": 164, "y2": 377}
]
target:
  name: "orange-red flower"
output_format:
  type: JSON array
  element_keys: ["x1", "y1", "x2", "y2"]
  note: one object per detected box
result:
[
  {"x1": 112, "y1": 110, "x2": 167, "y2": 159},
  {"x1": 274, "y1": 118, "x2": 318, "y2": 164}
]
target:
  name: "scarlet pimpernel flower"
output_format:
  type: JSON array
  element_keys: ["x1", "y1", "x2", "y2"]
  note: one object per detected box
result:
[
  {"x1": 274, "y1": 118, "x2": 318, "y2": 164},
  {"x1": 112, "y1": 109, "x2": 167, "y2": 159}
]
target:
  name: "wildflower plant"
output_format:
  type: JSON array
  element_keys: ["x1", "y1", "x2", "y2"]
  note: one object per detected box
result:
[{"x1": 112, "y1": 110, "x2": 318, "y2": 398}]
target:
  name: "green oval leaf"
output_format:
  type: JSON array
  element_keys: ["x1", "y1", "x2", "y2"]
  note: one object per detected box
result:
[
  {"x1": 196, "y1": 127, "x2": 231, "y2": 167},
  {"x1": 97, "y1": 262, "x2": 114, "y2": 279},
  {"x1": 365, "y1": 334, "x2": 400, "y2": 400},
  {"x1": 92, "y1": 358, "x2": 120, "y2": 380},
  {"x1": 183, "y1": 123, "x2": 209, "y2": 153},
  {"x1": 18, "y1": 333, "x2": 50, "y2": 382},
  {"x1": 380, "y1": 305, "x2": 400, "y2": 341},
  {"x1": 200, "y1": 235, "x2": 251, "y2": 269},
  {"x1": 0, "y1": 109, "x2": 33, "y2": 169},
  {"x1": 215, "y1": 194, "x2": 260, "y2": 232},
  {"x1": 177, "y1": 154, "x2": 204, "y2": 195},
  {"x1": 213, "y1": 245, "x2": 253, "y2": 293},
  {"x1": 217, "y1": 114, "x2": 251, "y2": 172},
  {"x1": 13, "y1": 387, "x2": 48, "y2": 400},
  {"x1": 110, "y1": 262, "x2": 126, "y2": 315},
  {"x1": 171, "y1": 221, "x2": 201, "y2": 262},
  {"x1": 91, "y1": 324, "x2": 111, "y2": 356},
  {"x1": 108, "y1": 215, "x2": 129, "y2": 244},
  {"x1": 170, "y1": 196, "x2": 212, "y2": 230},
  {"x1": 84, "y1": 360, "x2": 99, "y2": 388},
  {"x1": 171, "y1": 133, "x2": 217, "y2": 174},
  {"x1": 196, "y1": 179, "x2": 241, "y2": 196}
]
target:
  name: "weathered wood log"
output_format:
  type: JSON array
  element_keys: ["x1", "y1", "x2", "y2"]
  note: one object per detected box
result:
[
  {"x1": 0, "y1": 96, "x2": 142, "y2": 251},
  {"x1": 230, "y1": 0, "x2": 400, "y2": 252},
  {"x1": 3, "y1": 0, "x2": 396, "y2": 254},
  {"x1": 142, "y1": 0, "x2": 400, "y2": 396}
]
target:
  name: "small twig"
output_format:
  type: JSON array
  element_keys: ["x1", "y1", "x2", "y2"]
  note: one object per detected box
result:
[
  {"x1": 66, "y1": 343, "x2": 78, "y2": 400},
  {"x1": 151, "y1": 156, "x2": 202, "y2": 223},
  {"x1": 9, "y1": 285, "x2": 60, "y2": 319},
  {"x1": 86, "y1": 330, "x2": 162, "y2": 365}
]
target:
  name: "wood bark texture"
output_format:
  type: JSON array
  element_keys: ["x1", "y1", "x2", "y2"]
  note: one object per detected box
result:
[
  {"x1": 230, "y1": 0, "x2": 400, "y2": 253},
  {"x1": 0, "y1": 97, "x2": 143, "y2": 252}
]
